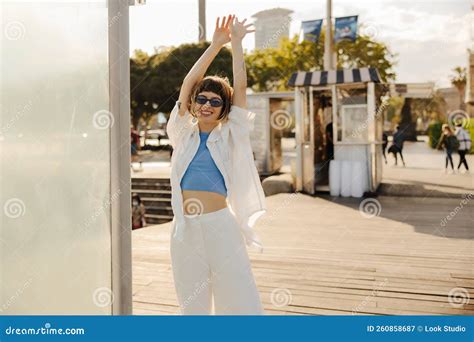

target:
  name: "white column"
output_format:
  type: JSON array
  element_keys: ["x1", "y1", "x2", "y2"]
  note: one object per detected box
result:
[{"x1": 109, "y1": 0, "x2": 133, "y2": 315}]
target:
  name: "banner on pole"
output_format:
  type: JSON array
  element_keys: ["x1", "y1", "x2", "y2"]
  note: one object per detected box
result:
[
  {"x1": 334, "y1": 15, "x2": 358, "y2": 43},
  {"x1": 301, "y1": 19, "x2": 323, "y2": 43}
]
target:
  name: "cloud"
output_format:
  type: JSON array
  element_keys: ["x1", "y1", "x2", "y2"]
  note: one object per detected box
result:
[{"x1": 290, "y1": 0, "x2": 470, "y2": 86}]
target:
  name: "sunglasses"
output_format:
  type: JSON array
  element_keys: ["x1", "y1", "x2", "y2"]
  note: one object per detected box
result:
[{"x1": 195, "y1": 95, "x2": 224, "y2": 107}]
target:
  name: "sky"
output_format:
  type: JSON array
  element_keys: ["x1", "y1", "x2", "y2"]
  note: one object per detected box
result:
[{"x1": 129, "y1": 0, "x2": 473, "y2": 88}]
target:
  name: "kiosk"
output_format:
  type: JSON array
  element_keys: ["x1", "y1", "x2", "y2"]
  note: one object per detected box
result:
[{"x1": 288, "y1": 67, "x2": 389, "y2": 196}]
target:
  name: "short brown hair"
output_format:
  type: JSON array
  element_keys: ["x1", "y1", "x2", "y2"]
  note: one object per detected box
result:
[
  {"x1": 189, "y1": 75, "x2": 233, "y2": 122},
  {"x1": 442, "y1": 124, "x2": 453, "y2": 134}
]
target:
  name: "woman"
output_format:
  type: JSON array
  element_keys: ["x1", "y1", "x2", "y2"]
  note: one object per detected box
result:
[
  {"x1": 455, "y1": 122, "x2": 471, "y2": 172},
  {"x1": 131, "y1": 193, "x2": 146, "y2": 230},
  {"x1": 166, "y1": 14, "x2": 266, "y2": 315},
  {"x1": 437, "y1": 124, "x2": 459, "y2": 173},
  {"x1": 130, "y1": 126, "x2": 142, "y2": 171},
  {"x1": 388, "y1": 125, "x2": 406, "y2": 166}
]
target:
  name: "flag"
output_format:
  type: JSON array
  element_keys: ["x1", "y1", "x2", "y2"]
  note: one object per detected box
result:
[
  {"x1": 301, "y1": 19, "x2": 323, "y2": 43},
  {"x1": 334, "y1": 15, "x2": 358, "y2": 43}
]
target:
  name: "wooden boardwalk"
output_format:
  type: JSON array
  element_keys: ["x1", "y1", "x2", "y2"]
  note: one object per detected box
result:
[{"x1": 132, "y1": 193, "x2": 474, "y2": 315}]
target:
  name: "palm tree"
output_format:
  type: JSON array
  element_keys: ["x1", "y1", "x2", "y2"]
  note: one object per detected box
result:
[{"x1": 450, "y1": 66, "x2": 467, "y2": 111}]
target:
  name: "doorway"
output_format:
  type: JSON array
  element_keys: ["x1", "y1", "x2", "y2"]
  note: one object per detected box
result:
[{"x1": 312, "y1": 90, "x2": 333, "y2": 190}]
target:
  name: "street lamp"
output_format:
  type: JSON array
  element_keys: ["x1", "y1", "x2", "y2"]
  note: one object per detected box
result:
[
  {"x1": 324, "y1": 0, "x2": 336, "y2": 70},
  {"x1": 198, "y1": 0, "x2": 206, "y2": 42}
]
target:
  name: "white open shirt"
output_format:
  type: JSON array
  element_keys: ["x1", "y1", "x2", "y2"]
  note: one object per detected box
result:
[{"x1": 166, "y1": 101, "x2": 267, "y2": 253}]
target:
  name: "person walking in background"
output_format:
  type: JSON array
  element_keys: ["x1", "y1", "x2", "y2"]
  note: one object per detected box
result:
[
  {"x1": 388, "y1": 125, "x2": 405, "y2": 166},
  {"x1": 455, "y1": 122, "x2": 471, "y2": 173},
  {"x1": 325, "y1": 122, "x2": 334, "y2": 161},
  {"x1": 131, "y1": 126, "x2": 143, "y2": 171},
  {"x1": 132, "y1": 193, "x2": 146, "y2": 229},
  {"x1": 382, "y1": 131, "x2": 388, "y2": 164},
  {"x1": 436, "y1": 124, "x2": 459, "y2": 174}
]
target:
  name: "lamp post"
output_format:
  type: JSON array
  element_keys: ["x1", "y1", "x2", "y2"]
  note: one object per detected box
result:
[
  {"x1": 323, "y1": 0, "x2": 336, "y2": 70},
  {"x1": 198, "y1": 0, "x2": 206, "y2": 42}
]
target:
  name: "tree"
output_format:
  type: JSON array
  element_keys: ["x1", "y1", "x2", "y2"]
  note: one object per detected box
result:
[
  {"x1": 450, "y1": 66, "x2": 467, "y2": 111},
  {"x1": 336, "y1": 25, "x2": 397, "y2": 82},
  {"x1": 411, "y1": 91, "x2": 447, "y2": 125},
  {"x1": 130, "y1": 49, "x2": 152, "y2": 129},
  {"x1": 245, "y1": 27, "x2": 397, "y2": 92},
  {"x1": 399, "y1": 97, "x2": 417, "y2": 141},
  {"x1": 246, "y1": 34, "x2": 324, "y2": 92}
]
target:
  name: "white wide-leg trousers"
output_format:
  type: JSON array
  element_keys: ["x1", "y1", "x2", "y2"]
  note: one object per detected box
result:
[{"x1": 170, "y1": 207, "x2": 264, "y2": 315}]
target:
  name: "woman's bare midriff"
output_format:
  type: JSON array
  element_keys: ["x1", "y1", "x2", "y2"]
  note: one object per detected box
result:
[{"x1": 182, "y1": 190, "x2": 227, "y2": 214}]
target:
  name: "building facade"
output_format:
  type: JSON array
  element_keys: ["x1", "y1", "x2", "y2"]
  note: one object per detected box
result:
[
  {"x1": 252, "y1": 8, "x2": 293, "y2": 50},
  {"x1": 466, "y1": 50, "x2": 474, "y2": 116}
]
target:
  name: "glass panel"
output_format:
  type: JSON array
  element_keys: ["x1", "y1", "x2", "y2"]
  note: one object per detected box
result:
[
  {"x1": 269, "y1": 97, "x2": 294, "y2": 173},
  {"x1": 1, "y1": 0, "x2": 111, "y2": 314},
  {"x1": 248, "y1": 95, "x2": 268, "y2": 173},
  {"x1": 335, "y1": 85, "x2": 368, "y2": 142},
  {"x1": 341, "y1": 105, "x2": 368, "y2": 142}
]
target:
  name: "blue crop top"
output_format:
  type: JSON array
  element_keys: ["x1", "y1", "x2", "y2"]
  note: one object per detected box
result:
[{"x1": 180, "y1": 131, "x2": 227, "y2": 197}]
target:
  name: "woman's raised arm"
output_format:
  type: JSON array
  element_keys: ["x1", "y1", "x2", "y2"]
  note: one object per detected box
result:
[
  {"x1": 230, "y1": 17, "x2": 255, "y2": 108},
  {"x1": 177, "y1": 14, "x2": 234, "y2": 116}
]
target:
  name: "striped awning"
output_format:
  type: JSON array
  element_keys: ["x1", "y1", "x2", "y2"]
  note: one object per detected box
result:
[{"x1": 288, "y1": 67, "x2": 382, "y2": 87}]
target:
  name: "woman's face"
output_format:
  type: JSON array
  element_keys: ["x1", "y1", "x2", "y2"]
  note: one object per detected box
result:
[{"x1": 193, "y1": 91, "x2": 223, "y2": 124}]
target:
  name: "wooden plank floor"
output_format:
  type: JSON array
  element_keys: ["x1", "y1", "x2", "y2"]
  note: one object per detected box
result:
[{"x1": 132, "y1": 193, "x2": 474, "y2": 315}]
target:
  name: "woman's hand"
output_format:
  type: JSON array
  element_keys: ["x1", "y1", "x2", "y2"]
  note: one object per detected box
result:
[
  {"x1": 211, "y1": 14, "x2": 234, "y2": 47},
  {"x1": 230, "y1": 16, "x2": 255, "y2": 42},
  {"x1": 179, "y1": 15, "x2": 234, "y2": 115}
]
